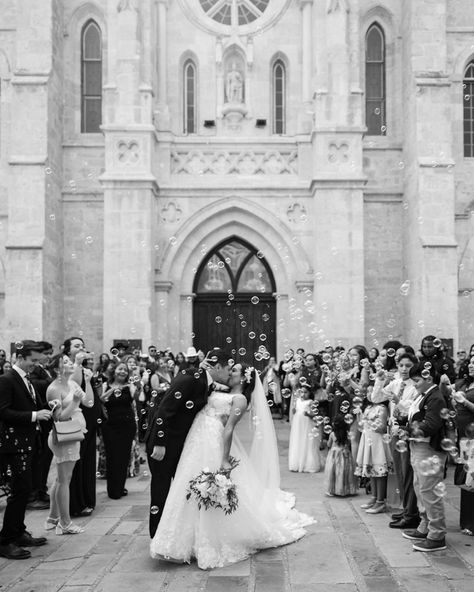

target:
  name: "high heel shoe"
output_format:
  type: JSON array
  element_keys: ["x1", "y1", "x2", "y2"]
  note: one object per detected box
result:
[
  {"x1": 55, "y1": 521, "x2": 84, "y2": 535},
  {"x1": 44, "y1": 517, "x2": 59, "y2": 531}
]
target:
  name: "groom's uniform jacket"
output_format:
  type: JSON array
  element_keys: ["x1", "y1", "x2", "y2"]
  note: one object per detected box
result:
[{"x1": 144, "y1": 368, "x2": 210, "y2": 456}]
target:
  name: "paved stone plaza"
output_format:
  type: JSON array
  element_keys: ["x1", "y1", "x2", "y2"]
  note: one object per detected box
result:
[{"x1": 0, "y1": 421, "x2": 473, "y2": 592}]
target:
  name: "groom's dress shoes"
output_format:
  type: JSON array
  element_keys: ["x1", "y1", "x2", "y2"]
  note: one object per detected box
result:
[
  {"x1": 0, "y1": 543, "x2": 31, "y2": 559},
  {"x1": 15, "y1": 531, "x2": 47, "y2": 547}
]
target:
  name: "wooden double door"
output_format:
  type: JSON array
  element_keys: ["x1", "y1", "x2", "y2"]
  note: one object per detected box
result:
[{"x1": 193, "y1": 295, "x2": 276, "y2": 368}]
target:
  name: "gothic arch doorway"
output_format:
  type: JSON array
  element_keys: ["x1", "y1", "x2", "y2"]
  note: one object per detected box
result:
[{"x1": 192, "y1": 237, "x2": 276, "y2": 367}]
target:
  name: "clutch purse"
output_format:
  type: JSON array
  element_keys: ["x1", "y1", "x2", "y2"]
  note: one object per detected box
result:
[{"x1": 53, "y1": 418, "x2": 85, "y2": 444}]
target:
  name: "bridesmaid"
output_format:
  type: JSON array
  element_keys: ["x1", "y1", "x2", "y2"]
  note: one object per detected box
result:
[
  {"x1": 63, "y1": 337, "x2": 100, "y2": 518},
  {"x1": 100, "y1": 362, "x2": 136, "y2": 499}
]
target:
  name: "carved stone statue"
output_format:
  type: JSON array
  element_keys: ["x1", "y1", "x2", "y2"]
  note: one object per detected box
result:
[{"x1": 225, "y1": 63, "x2": 243, "y2": 104}]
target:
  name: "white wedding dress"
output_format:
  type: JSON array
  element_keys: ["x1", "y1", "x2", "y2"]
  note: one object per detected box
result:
[{"x1": 150, "y1": 392, "x2": 313, "y2": 569}]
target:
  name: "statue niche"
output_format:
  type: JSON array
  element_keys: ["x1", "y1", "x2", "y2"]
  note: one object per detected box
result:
[
  {"x1": 225, "y1": 62, "x2": 244, "y2": 104},
  {"x1": 222, "y1": 57, "x2": 247, "y2": 130}
]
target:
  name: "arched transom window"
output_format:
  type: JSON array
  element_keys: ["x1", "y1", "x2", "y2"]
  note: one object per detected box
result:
[{"x1": 195, "y1": 239, "x2": 274, "y2": 294}]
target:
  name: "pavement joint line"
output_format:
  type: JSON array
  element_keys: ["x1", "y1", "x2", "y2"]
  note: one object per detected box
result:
[{"x1": 324, "y1": 499, "x2": 368, "y2": 592}]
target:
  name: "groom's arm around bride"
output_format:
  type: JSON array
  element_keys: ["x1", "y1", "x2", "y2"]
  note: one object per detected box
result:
[{"x1": 144, "y1": 368, "x2": 209, "y2": 536}]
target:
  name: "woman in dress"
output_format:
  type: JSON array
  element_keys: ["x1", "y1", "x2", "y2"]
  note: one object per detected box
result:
[
  {"x1": 100, "y1": 362, "x2": 136, "y2": 499},
  {"x1": 45, "y1": 354, "x2": 93, "y2": 534},
  {"x1": 63, "y1": 337, "x2": 100, "y2": 518},
  {"x1": 150, "y1": 364, "x2": 313, "y2": 569}
]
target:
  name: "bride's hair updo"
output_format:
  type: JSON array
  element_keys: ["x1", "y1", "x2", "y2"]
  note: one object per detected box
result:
[{"x1": 240, "y1": 363, "x2": 256, "y2": 403}]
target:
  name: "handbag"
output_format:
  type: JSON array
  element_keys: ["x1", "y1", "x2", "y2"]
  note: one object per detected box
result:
[{"x1": 53, "y1": 418, "x2": 85, "y2": 444}]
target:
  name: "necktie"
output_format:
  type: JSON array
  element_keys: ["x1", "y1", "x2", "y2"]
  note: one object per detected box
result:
[{"x1": 25, "y1": 374, "x2": 36, "y2": 403}]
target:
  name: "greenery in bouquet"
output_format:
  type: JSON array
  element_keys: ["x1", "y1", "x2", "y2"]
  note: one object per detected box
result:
[{"x1": 186, "y1": 456, "x2": 240, "y2": 515}]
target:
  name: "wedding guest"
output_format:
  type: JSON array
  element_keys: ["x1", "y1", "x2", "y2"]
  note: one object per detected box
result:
[
  {"x1": 325, "y1": 415, "x2": 358, "y2": 497},
  {"x1": 368, "y1": 348, "x2": 379, "y2": 364},
  {"x1": 150, "y1": 356, "x2": 173, "y2": 406},
  {"x1": 402, "y1": 364, "x2": 448, "y2": 551},
  {"x1": 1, "y1": 361, "x2": 12, "y2": 373},
  {"x1": 457, "y1": 343, "x2": 474, "y2": 380},
  {"x1": 174, "y1": 352, "x2": 186, "y2": 375},
  {"x1": 355, "y1": 376, "x2": 392, "y2": 515},
  {"x1": 100, "y1": 362, "x2": 136, "y2": 499},
  {"x1": 371, "y1": 353, "x2": 420, "y2": 529},
  {"x1": 0, "y1": 341, "x2": 52, "y2": 560},
  {"x1": 288, "y1": 385, "x2": 321, "y2": 473},
  {"x1": 28, "y1": 341, "x2": 55, "y2": 510},
  {"x1": 45, "y1": 354, "x2": 92, "y2": 534},
  {"x1": 261, "y1": 356, "x2": 283, "y2": 418},
  {"x1": 451, "y1": 358, "x2": 474, "y2": 536},
  {"x1": 63, "y1": 337, "x2": 99, "y2": 518},
  {"x1": 419, "y1": 334, "x2": 456, "y2": 383}
]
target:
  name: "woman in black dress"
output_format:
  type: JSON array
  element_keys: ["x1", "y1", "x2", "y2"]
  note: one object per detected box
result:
[
  {"x1": 64, "y1": 337, "x2": 100, "y2": 518},
  {"x1": 100, "y1": 362, "x2": 136, "y2": 499}
]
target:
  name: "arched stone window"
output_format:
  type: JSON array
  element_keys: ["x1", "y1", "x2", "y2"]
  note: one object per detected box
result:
[
  {"x1": 272, "y1": 60, "x2": 286, "y2": 135},
  {"x1": 183, "y1": 59, "x2": 197, "y2": 134},
  {"x1": 365, "y1": 23, "x2": 386, "y2": 136},
  {"x1": 81, "y1": 20, "x2": 102, "y2": 133},
  {"x1": 463, "y1": 61, "x2": 474, "y2": 157}
]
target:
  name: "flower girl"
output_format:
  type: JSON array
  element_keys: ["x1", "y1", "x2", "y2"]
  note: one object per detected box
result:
[
  {"x1": 324, "y1": 414, "x2": 358, "y2": 496},
  {"x1": 288, "y1": 385, "x2": 321, "y2": 473}
]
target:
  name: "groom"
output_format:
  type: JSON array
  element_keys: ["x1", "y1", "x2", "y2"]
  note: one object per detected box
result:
[{"x1": 145, "y1": 347, "x2": 232, "y2": 537}]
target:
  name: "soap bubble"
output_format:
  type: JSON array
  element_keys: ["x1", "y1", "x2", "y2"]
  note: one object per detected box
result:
[
  {"x1": 185, "y1": 401, "x2": 194, "y2": 410},
  {"x1": 15, "y1": 341, "x2": 24, "y2": 350},
  {"x1": 249, "y1": 332, "x2": 256, "y2": 339},
  {"x1": 434, "y1": 482, "x2": 447, "y2": 497},
  {"x1": 395, "y1": 440, "x2": 407, "y2": 453},
  {"x1": 399, "y1": 281, "x2": 410, "y2": 296},
  {"x1": 433, "y1": 338, "x2": 442, "y2": 348},
  {"x1": 156, "y1": 418, "x2": 163, "y2": 425},
  {"x1": 251, "y1": 296, "x2": 260, "y2": 305},
  {"x1": 386, "y1": 348, "x2": 396, "y2": 358},
  {"x1": 215, "y1": 316, "x2": 222, "y2": 324},
  {"x1": 344, "y1": 414, "x2": 354, "y2": 425},
  {"x1": 238, "y1": 348, "x2": 246, "y2": 355},
  {"x1": 150, "y1": 506, "x2": 159, "y2": 515},
  {"x1": 281, "y1": 388, "x2": 292, "y2": 399},
  {"x1": 157, "y1": 431, "x2": 164, "y2": 438},
  {"x1": 323, "y1": 425, "x2": 333, "y2": 435},
  {"x1": 440, "y1": 438, "x2": 455, "y2": 451}
]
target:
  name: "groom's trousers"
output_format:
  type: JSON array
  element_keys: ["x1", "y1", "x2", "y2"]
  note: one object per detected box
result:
[{"x1": 147, "y1": 449, "x2": 181, "y2": 538}]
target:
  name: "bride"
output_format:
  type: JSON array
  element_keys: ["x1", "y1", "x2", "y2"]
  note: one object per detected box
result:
[{"x1": 150, "y1": 363, "x2": 314, "y2": 569}]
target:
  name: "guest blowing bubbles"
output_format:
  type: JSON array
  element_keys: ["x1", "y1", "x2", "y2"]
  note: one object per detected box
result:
[
  {"x1": 63, "y1": 337, "x2": 98, "y2": 517},
  {"x1": 45, "y1": 354, "x2": 91, "y2": 534}
]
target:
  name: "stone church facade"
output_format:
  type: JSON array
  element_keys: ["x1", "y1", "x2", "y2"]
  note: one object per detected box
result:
[{"x1": 0, "y1": 0, "x2": 474, "y2": 358}]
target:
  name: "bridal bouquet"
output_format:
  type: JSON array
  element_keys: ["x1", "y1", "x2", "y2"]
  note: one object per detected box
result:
[{"x1": 186, "y1": 457, "x2": 240, "y2": 515}]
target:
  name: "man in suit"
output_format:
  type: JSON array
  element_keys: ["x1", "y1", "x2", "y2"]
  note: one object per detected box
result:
[
  {"x1": 401, "y1": 363, "x2": 448, "y2": 552},
  {"x1": 28, "y1": 341, "x2": 54, "y2": 509},
  {"x1": 145, "y1": 348, "x2": 232, "y2": 538},
  {"x1": 0, "y1": 340, "x2": 53, "y2": 559}
]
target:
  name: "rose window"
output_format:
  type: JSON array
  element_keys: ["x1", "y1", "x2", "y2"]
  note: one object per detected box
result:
[{"x1": 199, "y1": 0, "x2": 269, "y2": 26}]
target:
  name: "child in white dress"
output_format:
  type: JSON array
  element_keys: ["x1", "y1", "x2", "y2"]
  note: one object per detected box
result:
[{"x1": 288, "y1": 386, "x2": 321, "y2": 473}]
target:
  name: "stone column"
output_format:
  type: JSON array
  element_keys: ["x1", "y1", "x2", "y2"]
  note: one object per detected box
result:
[
  {"x1": 401, "y1": 0, "x2": 458, "y2": 346},
  {"x1": 309, "y1": 0, "x2": 366, "y2": 347},
  {"x1": 101, "y1": 0, "x2": 158, "y2": 349},
  {"x1": 4, "y1": 0, "x2": 63, "y2": 344}
]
